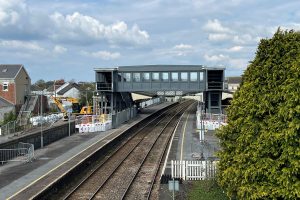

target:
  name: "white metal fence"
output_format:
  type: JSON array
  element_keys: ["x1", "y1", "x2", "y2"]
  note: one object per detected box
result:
[
  {"x1": 0, "y1": 142, "x2": 35, "y2": 164},
  {"x1": 139, "y1": 97, "x2": 162, "y2": 108},
  {"x1": 171, "y1": 160, "x2": 217, "y2": 180}
]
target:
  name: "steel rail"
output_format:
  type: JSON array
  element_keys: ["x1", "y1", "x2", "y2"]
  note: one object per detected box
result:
[
  {"x1": 89, "y1": 101, "x2": 191, "y2": 200},
  {"x1": 146, "y1": 102, "x2": 196, "y2": 200},
  {"x1": 120, "y1": 101, "x2": 192, "y2": 200},
  {"x1": 62, "y1": 103, "x2": 180, "y2": 200}
]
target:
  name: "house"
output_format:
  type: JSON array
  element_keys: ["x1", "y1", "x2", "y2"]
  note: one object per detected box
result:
[
  {"x1": 226, "y1": 76, "x2": 242, "y2": 92},
  {"x1": 54, "y1": 82, "x2": 81, "y2": 99},
  {"x1": 0, "y1": 65, "x2": 31, "y2": 121}
]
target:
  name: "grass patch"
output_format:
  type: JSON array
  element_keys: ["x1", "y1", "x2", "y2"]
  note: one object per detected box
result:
[{"x1": 188, "y1": 179, "x2": 228, "y2": 200}]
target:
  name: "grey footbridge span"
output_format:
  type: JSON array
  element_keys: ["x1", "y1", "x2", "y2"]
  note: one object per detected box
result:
[{"x1": 94, "y1": 65, "x2": 225, "y2": 127}]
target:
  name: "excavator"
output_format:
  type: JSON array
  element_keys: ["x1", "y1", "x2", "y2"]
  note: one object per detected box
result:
[{"x1": 51, "y1": 96, "x2": 93, "y2": 120}]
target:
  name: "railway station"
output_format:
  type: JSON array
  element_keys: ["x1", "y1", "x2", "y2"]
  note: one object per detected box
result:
[{"x1": 0, "y1": 65, "x2": 228, "y2": 199}]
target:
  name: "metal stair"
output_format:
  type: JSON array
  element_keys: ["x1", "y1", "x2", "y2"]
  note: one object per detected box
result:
[{"x1": 16, "y1": 95, "x2": 39, "y2": 126}]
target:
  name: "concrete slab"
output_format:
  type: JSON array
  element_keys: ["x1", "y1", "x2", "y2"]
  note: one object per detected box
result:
[{"x1": 0, "y1": 102, "x2": 173, "y2": 199}]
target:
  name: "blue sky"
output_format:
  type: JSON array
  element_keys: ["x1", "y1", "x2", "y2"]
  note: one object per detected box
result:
[{"x1": 0, "y1": 0, "x2": 299, "y2": 82}]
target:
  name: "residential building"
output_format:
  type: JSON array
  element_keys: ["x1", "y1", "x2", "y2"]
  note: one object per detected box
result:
[
  {"x1": 226, "y1": 76, "x2": 242, "y2": 92},
  {"x1": 55, "y1": 82, "x2": 81, "y2": 99},
  {"x1": 0, "y1": 64, "x2": 31, "y2": 118}
]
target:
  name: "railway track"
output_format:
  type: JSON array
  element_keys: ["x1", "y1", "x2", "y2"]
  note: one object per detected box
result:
[
  {"x1": 61, "y1": 100, "x2": 193, "y2": 200},
  {"x1": 123, "y1": 101, "x2": 197, "y2": 200}
]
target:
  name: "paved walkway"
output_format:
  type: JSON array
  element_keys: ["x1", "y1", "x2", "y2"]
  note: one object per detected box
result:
[
  {"x1": 159, "y1": 101, "x2": 221, "y2": 199},
  {"x1": 0, "y1": 102, "x2": 172, "y2": 200}
]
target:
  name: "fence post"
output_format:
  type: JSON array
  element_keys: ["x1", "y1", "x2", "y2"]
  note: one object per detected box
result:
[
  {"x1": 183, "y1": 160, "x2": 186, "y2": 180},
  {"x1": 171, "y1": 160, "x2": 174, "y2": 178}
]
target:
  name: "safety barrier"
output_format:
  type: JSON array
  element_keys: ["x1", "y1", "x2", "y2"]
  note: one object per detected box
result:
[
  {"x1": 75, "y1": 114, "x2": 112, "y2": 133},
  {"x1": 171, "y1": 160, "x2": 217, "y2": 180},
  {"x1": 197, "y1": 112, "x2": 227, "y2": 131},
  {"x1": 76, "y1": 121, "x2": 112, "y2": 133},
  {"x1": 0, "y1": 142, "x2": 35, "y2": 164},
  {"x1": 197, "y1": 111, "x2": 227, "y2": 123}
]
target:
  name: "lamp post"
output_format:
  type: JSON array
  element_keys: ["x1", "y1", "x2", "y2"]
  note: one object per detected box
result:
[{"x1": 40, "y1": 90, "x2": 44, "y2": 148}]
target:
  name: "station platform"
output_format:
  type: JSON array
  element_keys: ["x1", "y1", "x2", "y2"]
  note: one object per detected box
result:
[
  {"x1": 0, "y1": 102, "x2": 173, "y2": 200},
  {"x1": 164, "y1": 101, "x2": 220, "y2": 165},
  {"x1": 159, "y1": 101, "x2": 221, "y2": 199}
]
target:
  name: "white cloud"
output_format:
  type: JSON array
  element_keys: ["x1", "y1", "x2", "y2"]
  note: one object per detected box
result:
[
  {"x1": 204, "y1": 53, "x2": 248, "y2": 70},
  {"x1": 0, "y1": 0, "x2": 27, "y2": 26},
  {"x1": 81, "y1": 50, "x2": 121, "y2": 60},
  {"x1": 228, "y1": 46, "x2": 243, "y2": 52},
  {"x1": 174, "y1": 44, "x2": 193, "y2": 50},
  {"x1": 208, "y1": 33, "x2": 231, "y2": 41},
  {"x1": 229, "y1": 58, "x2": 248, "y2": 69},
  {"x1": 49, "y1": 12, "x2": 149, "y2": 45},
  {"x1": 0, "y1": 40, "x2": 44, "y2": 51},
  {"x1": 204, "y1": 54, "x2": 229, "y2": 62},
  {"x1": 157, "y1": 44, "x2": 194, "y2": 56},
  {"x1": 53, "y1": 45, "x2": 67, "y2": 54},
  {"x1": 173, "y1": 44, "x2": 193, "y2": 56},
  {"x1": 233, "y1": 34, "x2": 255, "y2": 44},
  {"x1": 275, "y1": 23, "x2": 300, "y2": 32},
  {"x1": 203, "y1": 19, "x2": 231, "y2": 33}
]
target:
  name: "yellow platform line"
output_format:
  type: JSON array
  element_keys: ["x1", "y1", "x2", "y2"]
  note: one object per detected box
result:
[{"x1": 7, "y1": 128, "x2": 120, "y2": 200}]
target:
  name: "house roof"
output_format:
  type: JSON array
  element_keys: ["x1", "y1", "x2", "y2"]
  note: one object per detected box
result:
[
  {"x1": 30, "y1": 84, "x2": 42, "y2": 91},
  {"x1": 227, "y1": 76, "x2": 242, "y2": 84},
  {"x1": 46, "y1": 83, "x2": 65, "y2": 92},
  {"x1": 0, "y1": 96, "x2": 14, "y2": 107},
  {"x1": 57, "y1": 83, "x2": 80, "y2": 95},
  {"x1": 0, "y1": 64, "x2": 24, "y2": 79}
]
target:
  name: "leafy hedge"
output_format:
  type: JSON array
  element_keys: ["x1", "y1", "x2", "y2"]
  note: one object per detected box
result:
[{"x1": 216, "y1": 29, "x2": 300, "y2": 199}]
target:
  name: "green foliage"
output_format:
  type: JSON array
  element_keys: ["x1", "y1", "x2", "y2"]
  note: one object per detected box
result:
[
  {"x1": 188, "y1": 179, "x2": 229, "y2": 200},
  {"x1": 1, "y1": 111, "x2": 17, "y2": 125},
  {"x1": 217, "y1": 29, "x2": 300, "y2": 199},
  {"x1": 78, "y1": 82, "x2": 96, "y2": 106}
]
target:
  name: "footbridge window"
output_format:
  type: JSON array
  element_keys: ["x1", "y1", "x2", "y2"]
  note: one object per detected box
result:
[
  {"x1": 200, "y1": 72, "x2": 204, "y2": 81},
  {"x1": 152, "y1": 72, "x2": 160, "y2": 82},
  {"x1": 124, "y1": 73, "x2": 131, "y2": 82},
  {"x1": 181, "y1": 72, "x2": 188, "y2": 81},
  {"x1": 142, "y1": 72, "x2": 150, "y2": 81},
  {"x1": 190, "y1": 72, "x2": 198, "y2": 82},
  {"x1": 133, "y1": 73, "x2": 141, "y2": 82},
  {"x1": 162, "y1": 72, "x2": 169, "y2": 82},
  {"x1": 171, "y1": 72, "x2": 179, "y2": 81}
]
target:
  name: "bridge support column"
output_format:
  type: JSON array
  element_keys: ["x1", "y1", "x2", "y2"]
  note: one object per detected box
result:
[{"x1": 205, "y1": 91, "x2": 222, "y2": 114}]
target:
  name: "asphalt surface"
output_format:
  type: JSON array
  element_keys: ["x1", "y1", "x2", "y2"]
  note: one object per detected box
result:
[{"x1": 0, "y1": 102, "x2": 172, "y2": 200}]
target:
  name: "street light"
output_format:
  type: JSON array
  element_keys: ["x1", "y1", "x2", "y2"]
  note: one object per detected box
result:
[{"x1": 40, "y1": 90, "x2": 44, "y2": 148}]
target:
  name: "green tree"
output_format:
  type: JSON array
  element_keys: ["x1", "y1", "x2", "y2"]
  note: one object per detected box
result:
[
  {"x1": 35, "y1": 79, "x2": 46, "y2": 89},
  {"x1": 78, "y1": 82, "x2": 96, "y2": 106},
  {"x1": 1, "y1": 111, "x2": 17, "y2": 125},
  {"x1": 217, "y1": 29, "x2": 300, "y2": 199}
]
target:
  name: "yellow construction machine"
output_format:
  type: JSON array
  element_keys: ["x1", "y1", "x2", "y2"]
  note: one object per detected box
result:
[{"x1": 51, "y1": 96, "x2": 93, "y2": 120}]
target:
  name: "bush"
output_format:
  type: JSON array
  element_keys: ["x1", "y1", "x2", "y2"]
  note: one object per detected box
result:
[
  {"x1": 216, "y1": 29, "x2": 300, "y2": 199},
  {"x1": 1, "y1": 111, "x2": 16, "y2": 125}
]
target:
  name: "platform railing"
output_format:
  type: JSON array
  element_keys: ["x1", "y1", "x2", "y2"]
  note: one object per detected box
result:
[
  {"x1": 0, "y1": 142, "x2": 35, "y2": 164},
  {"x1": 96, "y1": 82, "x2": 112, "y2": 91},
  {"x1": 207, "y1": 82, "x2": 223, "y2": 90}
]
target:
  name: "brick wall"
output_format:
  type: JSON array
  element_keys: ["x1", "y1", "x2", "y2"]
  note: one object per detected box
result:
[{"x1": 0, "y1": 83, "x2": 15, "y2": 104}]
